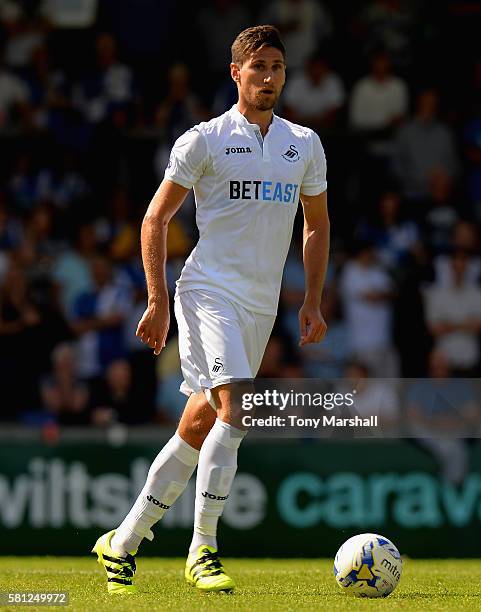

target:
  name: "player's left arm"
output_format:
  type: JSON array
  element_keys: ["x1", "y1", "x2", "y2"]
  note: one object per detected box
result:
[{"x1": 298, "y1": 189, "x2": 330, "y2": 346}]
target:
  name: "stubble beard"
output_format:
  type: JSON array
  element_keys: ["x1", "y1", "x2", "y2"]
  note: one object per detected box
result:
[{"x1": 252, "y1": 91, "x2": 278, "y2": 112}]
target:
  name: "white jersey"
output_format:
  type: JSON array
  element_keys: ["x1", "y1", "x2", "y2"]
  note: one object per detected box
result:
[{"x1": 164, "y1": 104, "x2": 327, "y2": 315}]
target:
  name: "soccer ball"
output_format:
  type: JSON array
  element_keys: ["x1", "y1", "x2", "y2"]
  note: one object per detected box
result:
[{"x1": 333, "y1": 533, "x2": 402, "y2": 597}]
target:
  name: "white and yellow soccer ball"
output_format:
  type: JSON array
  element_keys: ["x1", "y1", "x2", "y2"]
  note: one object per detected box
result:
[{"x1": 334, "y1": 533, "x2": 402, "y2": 597}]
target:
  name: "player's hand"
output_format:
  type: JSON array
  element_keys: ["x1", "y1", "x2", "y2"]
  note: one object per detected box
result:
[
  {"x1": 136, "y1": 300, "x2": 170, "y2": 355},
  {"x1": 298, "y1": 301, "x2": 327, "y2": 346}
]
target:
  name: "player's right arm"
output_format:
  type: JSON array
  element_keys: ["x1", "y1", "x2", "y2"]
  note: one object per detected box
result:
[
  {"x1": 136, "y1": 179, "x2": 189, "y2": 355},
  {"x1": 138, "y1": 127, "x2": 208, "y2": 354}
]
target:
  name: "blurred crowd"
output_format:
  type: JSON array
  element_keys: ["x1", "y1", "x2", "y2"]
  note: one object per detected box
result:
[{"x1": 1, "y1": 0, "x2": 481, "y2": 430}]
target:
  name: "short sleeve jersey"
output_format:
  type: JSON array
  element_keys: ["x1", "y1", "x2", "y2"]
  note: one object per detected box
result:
[{"x1": 165, "y1": 105, "x2": 327, "y2": 314}]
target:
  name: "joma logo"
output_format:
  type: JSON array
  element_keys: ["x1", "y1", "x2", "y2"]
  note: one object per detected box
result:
[
  {"x1": 225, "y1": 146, "x2": 252, "y2": 155},
  {"x1": 202, "y1": 491, "x2": 229, "y2": 501},
  {"x1": 146, "y1": 494, "x2": 170, "y2": 509}
]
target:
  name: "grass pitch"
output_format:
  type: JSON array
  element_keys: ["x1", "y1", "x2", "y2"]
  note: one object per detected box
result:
[{"x1": 1, "y1": 557, "x2": 480, "y2": 611}]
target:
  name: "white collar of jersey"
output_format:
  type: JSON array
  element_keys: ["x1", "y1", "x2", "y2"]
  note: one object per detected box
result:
[{"x1": 229, "y1": 104, "x2": 278, "y2": 133}]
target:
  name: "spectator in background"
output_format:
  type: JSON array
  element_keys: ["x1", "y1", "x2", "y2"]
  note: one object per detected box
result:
[
  {"x1": 258, "y1": 333, "x2": 302, "y2": 378},
  {"x1": 357, "y1": 190, "x2": 420, "y2": 271},
  {"x1": 52, "y1": 222, "x2": 96, "y2": 316},
  {"x1": 0, "y1": 246, "x2": 7, "y2": 285},
  {"x1": 153, "y1": 63, "x2": 207, "y2": 145},
  {"x1": 40, "y1": 0, "x2": 98, "y2": 76},
  {"x1": 90, "y1": 358, "x2": 148, "y2": 425},
  {"x1": 340, "y1": 240, "x2": 399, "y2": 377},
  {"x1": 21, "y1": 42, "x2": 90, "y2": 152},
  {"x1": 16, "y1": 204, "x2": 59, "y2": 276},
  {"x1": 0, "y1": 200, "x2": 23, "y2": 253},
  {"x1": 107, "y1": 205, "x2": 158, "y2": 422},
  {"x1": 24, "y1": 44, "x2": 70, "y2": 131},
  {"x1": 471, "y1": 57, "x2": 481, "y2": 101},
  {"x1": 211, "y1": 76, "x2": 237, "y2": 117},
  {"x1": 155, "y1": 334, "x2": 185, "y2": 422},
  {"x1": 463, "y1": 96, "x2": 481, "y2": 217},
  {"x1": 40, "y1": 342, "x2": 90, "y2": 425},
  {"x1": 349, "y1": 48, "x2": 408, "y2": 134},
  {"x1": 11, "y1": 150, "x2": 90, "y2": 217},
  {"x1": 349, "y1": 48, "x2": 408, "y2": 202},
  {"x1": 281, "y1": 237, "x2": 308, "y2": 343},
  {"x1": 301, "y1": 287, "x2": 351, "y2": 378},
  {"x1": 424, "y1": 250, "x2": 481, "y2": 375},
  {"x1": 0, "y1": 1, "x2": 23, "y2": 28},
  {"x1": 343, "y1": 361, "x2": 400, "y2": 431},
  {"x1": 8, "y1": 152, "x2": 52, "y2": 212},
  {"x1": 281, "y1": 234, "x2": 334, "y2": 351},
  {"x1": 0, "y1": 47, "x2": 31, "y2": 130},
  {"x1": 196, "y1": 0, "x2": 249, "y2": 90},
  {"x1": 283, "y1": 54, "x2": 345, "y2": 130},
  {"x1": 47, "y1": 151, "x2": 90, "y2": 213},
  {"x1": 261, "y1": 0, "x2": 332, "y2": 71},
  {"x1": 99, "y1": 187, "x2": 136, "y2": 256},
  {"x1": 41, "y1": 0, "x2": 97, "y2": 29},
  {"x1": 153, "y1": 63, "x2": 207, "y2": 215},
  {"x1": 0, "y1": 260, "x2": 41, "y2": 418},
  {"x1": 164, "y1": 215, "x2": 193, "y2": 297},
  {"x1": 71, "y1": 254, "x2": 132, "y2": 381},
  {"x1": 74, "y1": 32, "x2": 137, "y2": 198},
  {"x1": 394, "y1": 89, "x2": 459, "y2": 201},
  {"x1": 423, "y1": 170, "x2": 459, "y2": 253},
  {"x1": 0, "y1": 253, "x2": 70, "y2": 419},
  {"x1": 1, "y1": 0, "x2": 45, "y2": 74},
  {"x1": 433, "y1": 221, "x2": 481, "y2": 286},
  {"x1": 73, "y1": 32, "x2": 135, "y2": 127},
  {"x1": 406, "y1": 349, "x2": 479, "y2": 484},
  {"x1": 359, "y1": 0, "x2": 416, "y2": 68}
]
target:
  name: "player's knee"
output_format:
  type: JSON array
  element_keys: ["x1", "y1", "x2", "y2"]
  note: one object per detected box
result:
[
  {"x1": 190, "y1": 410, "x2": 214, "y2": 438},
  {"x1": 178, "y1": 392, "x2": 216, "y2": 449},
  {"x1": 213, "y1": 380, "x2": 254, "y2": 429}
]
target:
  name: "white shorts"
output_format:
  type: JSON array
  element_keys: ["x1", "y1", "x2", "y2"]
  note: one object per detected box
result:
[{"x1": 174, "y1": 289, "x2": 275, "y2": 406}]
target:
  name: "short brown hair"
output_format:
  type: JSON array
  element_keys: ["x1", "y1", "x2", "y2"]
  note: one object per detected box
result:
[{"x1": 231, "y1": 25, "x2": 286, "y2": 65}]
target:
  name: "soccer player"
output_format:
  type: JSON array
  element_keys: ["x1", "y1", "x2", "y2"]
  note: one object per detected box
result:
[{"x1": 92, "y1": 25, "x2": 329, "y2": 594}]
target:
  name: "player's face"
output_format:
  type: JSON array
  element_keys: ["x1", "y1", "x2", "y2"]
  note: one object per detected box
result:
[{"x1": 232, "y1": 46, "x2": 286, "y2": 111}]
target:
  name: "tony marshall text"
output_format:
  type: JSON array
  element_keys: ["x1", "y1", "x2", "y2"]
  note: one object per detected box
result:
[{"x1": 242, "y1": 415, "x2": 378, "y2": 428}]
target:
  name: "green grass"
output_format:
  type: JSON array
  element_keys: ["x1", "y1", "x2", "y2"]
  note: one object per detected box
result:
[{"x1": 1, "y1": 558, "x2": 480, "y2": 611}]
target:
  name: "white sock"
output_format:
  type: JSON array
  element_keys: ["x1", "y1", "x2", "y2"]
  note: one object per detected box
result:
[
  {"x1": 189, "y1": 419, "x2": 246, "y2": 554},
  {"x1": 111, "y1": 432, "x2": 199, "y2": 555}
]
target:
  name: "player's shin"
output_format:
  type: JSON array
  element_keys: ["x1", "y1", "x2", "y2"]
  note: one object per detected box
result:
[
  {"x1": 189, "y1": 418, "x2": 246, "y2": 553},
  {"x1": 111, "y1": 432, "x2": 199, "y2": 555}
]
